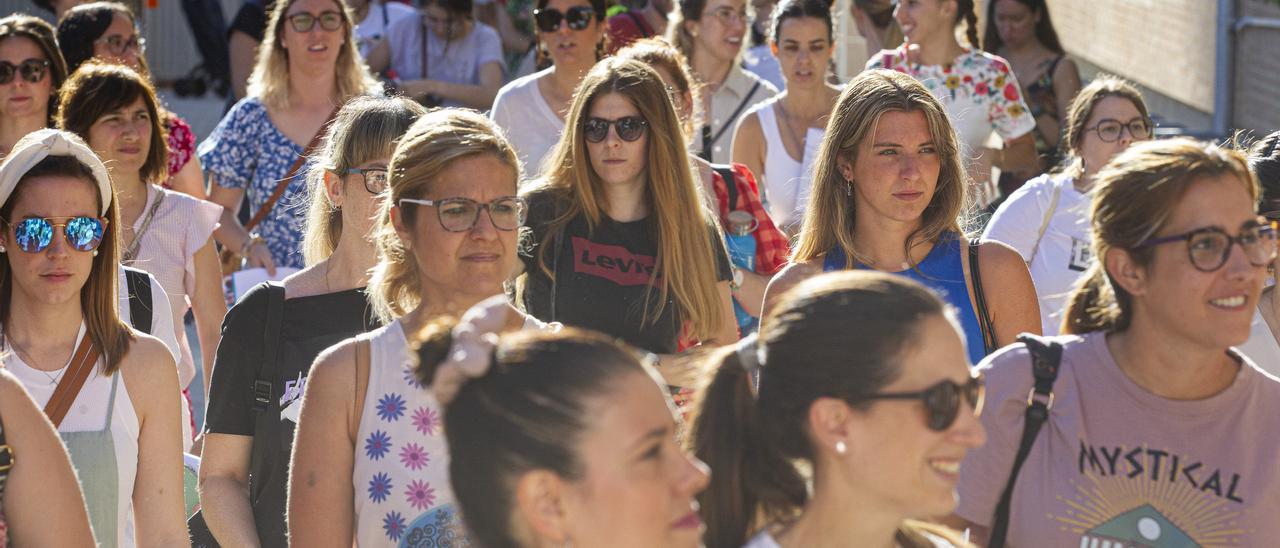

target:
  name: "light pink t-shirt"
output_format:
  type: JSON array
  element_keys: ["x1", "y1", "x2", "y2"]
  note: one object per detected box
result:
[{"x1": 957, "y1": 332, "x2": 1280, "y2": 546}]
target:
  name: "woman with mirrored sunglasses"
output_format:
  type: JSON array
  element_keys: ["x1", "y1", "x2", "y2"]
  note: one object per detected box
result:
[
  {"x1": 692, "y1": 270, "x2": 983, "y2": 547},
  {"x1": 289, "y1": 108, "x2": 539, "y2": 546},
  {"x1": 366, "y1": 0, "x2": 505, "y2": 111},
  {"x1": 0, "y1": 15, "x2": 67, "y2": 158},
  {"x1": 201, "y1": 0, "x2": 380, "y2": 275},
  {"x1": 198, "y1": 96, "x2": 424, "y2": 548},
  {"x1": 0, "y1": 129, "x2": 189, "y2": 547},
  {"x1": 1237, "y1": 131, "x2": 1280, "y2": 377},
  {"x1": 520, "y1": 58, "x2": 738, "y2": 387},
  {"x1": 58, "y1": 2, "x2": 212, "y2": 201},
  {"x1": 59, "y1": 62, "x2": 227, "y2": 451},
  {"x1": 985, "y1": 76, "x2": 1153, "y2": 335},
  {"x1": 953, "y1": 138, "x2": 1280, "y2": 546},
  {"x1": 490, "y1": 0, "x2": 606, "y2": 178}
]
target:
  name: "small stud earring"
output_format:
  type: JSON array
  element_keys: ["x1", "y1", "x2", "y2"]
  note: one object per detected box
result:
[
  {"x1": 0, "y1": 244, "x2": 6, "y2": 253},
  {"x1": 92, "y1": 250, "x2": 99, "y2": 257},
  {"x1": 835, "y1": 440, "x2": 847, "y2": 455}
]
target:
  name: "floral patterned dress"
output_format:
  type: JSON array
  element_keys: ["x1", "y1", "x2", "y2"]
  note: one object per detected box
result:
[{"x1": 197, "y1": 98, "x2": 310, "y2": 269}]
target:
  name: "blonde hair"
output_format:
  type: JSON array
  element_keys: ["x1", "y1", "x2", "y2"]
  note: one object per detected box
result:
[
  {"x1": 1064, "y1": 138, "x2": 1258, "y2": 334},
  {"x1": 368, "y1": 109, "x2": 522, "y2": 323},
  {"x1": 247, "y1": 0, "x2": 380, "y2": 110},
  {"x1": 524, "y1": 58, "x2": 727, "y2": 340},
  {"x1": 793, "y1": 69, "x2": 967, "y2": 267},
  {"x1": 302, "y1": 96, "x2": 428, "y2": 265}
]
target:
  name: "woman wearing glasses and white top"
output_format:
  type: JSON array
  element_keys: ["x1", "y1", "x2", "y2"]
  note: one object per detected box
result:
[
  {"x1": 490, "y1": 0, "x2": 607, "y2": 178},
  {"x1": 983, "y1": 77, "x2": 1152, "y2": 334},
  {"x1": 669, "y1": 0, "x2": 778, "y2": 164},
  {"x1": 288, "y1": 108, "x2": 531, "y2": 546},
  {"x1": 201, "y1": 0, "x2": 379, "y2": 273},
  {"x1": 0, "y1": 129, "x2": 187, "y2": 548},
  {"x1": 955, "y1": 139, "x2": 1280, "y2": 546}
]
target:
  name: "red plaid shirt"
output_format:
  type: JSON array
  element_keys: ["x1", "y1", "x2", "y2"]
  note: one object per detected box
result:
[{"x1": 710, "y1": 163, "x2": 790, "y2": 275}]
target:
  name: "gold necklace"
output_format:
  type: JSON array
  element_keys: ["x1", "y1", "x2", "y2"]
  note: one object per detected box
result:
[{"x1": 5, "y1": 335, "x2": 69, "y2": 384}]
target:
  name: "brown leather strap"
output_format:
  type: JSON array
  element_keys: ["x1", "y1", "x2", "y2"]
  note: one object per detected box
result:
[
  {"x1": 245, "y1": 105, "x2": 342, "y2": 231},
  {"x1": 42, "y1": 337, "x2": 101, "y2": 428}
]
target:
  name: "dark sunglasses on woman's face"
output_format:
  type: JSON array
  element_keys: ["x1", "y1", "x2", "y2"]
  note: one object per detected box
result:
[
  {"x1": 0, "y1": 59, "x2": 50, "y2": 85},
  {"x1": 3, "y1": 216, "x2": 107, "y2": 253},
  {"x1": 288, "y1": 11, "x2": 344, "y2": 33},
  {"x1": 583, "y1": 116, "x2": 649, "y2": 143},
  {"x1": 533, "y1": 6, "x2": 596, "y2": 33},
  {"x1": 857, "y1": 374, "x2": 985, "y2": 432},
  {"x1": 1136, "y1": 218, "x2": 1279, "y2": 273}
]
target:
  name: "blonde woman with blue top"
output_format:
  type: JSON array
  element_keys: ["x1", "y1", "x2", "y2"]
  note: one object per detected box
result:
[
  {"x1": 765, "y1": 70, "x2": 1040, "y2": 365},
  {"x1": 0, "y1": 129, "x2": 187, "y2": 547}
]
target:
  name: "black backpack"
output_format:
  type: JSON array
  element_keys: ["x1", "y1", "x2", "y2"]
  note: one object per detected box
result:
[{"x1": 123, "y1": 266, "x2": 154, "y2": 334}]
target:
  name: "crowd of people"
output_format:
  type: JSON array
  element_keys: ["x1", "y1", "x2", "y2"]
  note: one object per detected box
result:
[{"x1": 2, "y1": 0, "x2": 1280, "y2": 546}]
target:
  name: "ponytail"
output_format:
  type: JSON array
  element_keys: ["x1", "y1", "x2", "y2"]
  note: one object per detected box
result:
[
  {"x1": 1062, "y1": 257, "x2": 1127, "y2": 335},
  {"x1": 691, "y1": 346, "x2": 806, "y2": 548}
]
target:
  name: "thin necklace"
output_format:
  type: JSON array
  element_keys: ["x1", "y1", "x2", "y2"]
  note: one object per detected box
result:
[{"x1": 5, "y1": 335, "x2": 69, "y2": 385}]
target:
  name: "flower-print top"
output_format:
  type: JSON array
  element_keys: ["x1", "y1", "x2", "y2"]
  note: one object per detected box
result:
[
  {"x1": 165, "y1": 114, "x2": 196, "y2": 180},
  {"x1": 198, "y1": 97, "x2": 310, "y2": 269},
  {"x1": 867, "y1": 47, "x2": 1037, "y2": 156},
  {"x1": 353, "y1": 321, "x2": 466, "y2": 547}
]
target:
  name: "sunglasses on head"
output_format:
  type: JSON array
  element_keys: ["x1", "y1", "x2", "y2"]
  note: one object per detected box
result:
[
  {"x1": 533, "y1": 6, "x2": 596, "y2": 33},
  {"x1": 0, "y1": 59, "x2": 50, "y2": 85},
  {"x1": 858, "y1": 374, "x2": 985, "y2": 432},
  {"x1": 583, "y1": 116, "x2": 648, "y2": 143},
  {"x1": 4, "y1": 216, "x2": 107, "y2": 253}
]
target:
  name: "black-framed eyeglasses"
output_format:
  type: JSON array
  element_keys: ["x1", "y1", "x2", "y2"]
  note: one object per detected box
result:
[
  {"x1": 856, "y1": 374, "x2": 984, "y2": 432},
  {"x1": 0, "y1": 59, "x2": 50, "y2": 85},
  {"x1": 343, "y1": 168, "x2": 388, "y2": 194},
  {"x1": 533, "y1": 6, "x2": 596, "y2": 33},
  {"x1": 287, "y1": 11, "x2": 344, "y2": 33},
  {"x1": 1086, "y1": 117, "x2": 1153, "y2": 143},
  {"x1": 1135, "y1": 218, "x2": 1278, "y2": 272},
  {"x1": 95, "y1": 34, "x2": 145, "y2": 56},
  {"x1": 583, "y1": 116, "x2": 649, "y2": 143},
  {"x1": 398, "y1": 196, "x2": 527, "y2": 232}
]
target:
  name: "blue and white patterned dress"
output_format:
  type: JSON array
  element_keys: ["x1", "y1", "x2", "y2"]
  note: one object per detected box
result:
[{"x1": 198, "y1": 97, "x2": 310, "y2": 269}]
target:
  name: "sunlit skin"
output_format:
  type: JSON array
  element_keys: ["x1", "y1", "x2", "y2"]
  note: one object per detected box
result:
[
  {"x1": 687, "y1": 0, "x2": 748, "y2": 66},
  {"x1": 0, "y1": 36, "x2": 52, "y2": 123},
  {"x1": 541, "y1": 0, "x2": 604, "y2": 68},
  {"x1": 846, "y1": 110, "x2": 942, "y2": 230},
  {"x1": 86, "y1": 96, "x2": 152, "y2": 175},
  {"x1": 586, "y1": 92, "x2": 649, "y2": 191},
  {"x1": 1074, "y1": 96, "x2": 1147, "y2": 192},
  {"x1": 92, "y1": 12, "x2": 143, "y2": 71},
  {"x1": 281, "y1": 0, "x2": 346, "y2": 73},
  {"x1": 0, "y1": 176, "x2": 100, "y2": 307},
  {"x1": 771, "y1": 16, "x2": 832, "y2": 89},
  {"x1": 893, "y1": 0, "x2": 952, "y2": 48}
]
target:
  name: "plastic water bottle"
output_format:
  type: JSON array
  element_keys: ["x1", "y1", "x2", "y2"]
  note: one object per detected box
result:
[{"x1": 725, "y1": 211, "x2": 759, "y2": 333}]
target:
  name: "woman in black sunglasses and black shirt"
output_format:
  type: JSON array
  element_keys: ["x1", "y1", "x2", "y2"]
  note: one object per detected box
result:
[
  {"x1": 519, "y1": 58, "x2": 737, "y2": 388},
  {"x1": 490, "y1": 0, "x2": 607, "y2": 179},
  {"x1": 692, "y1": 270, "x2": 983, "y2": 548}
]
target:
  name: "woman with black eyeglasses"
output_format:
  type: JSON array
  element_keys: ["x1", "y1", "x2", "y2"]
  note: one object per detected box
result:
[
  {"x1": 490, "y1": 0, "x2": 607, "y2": 178},
  {"x1": 199, "y1": 96, "x2": 423, "y2": 547},
  {"x1": 954, "y1": 138, "x2": 1280, "y2": 546},
  {"x1": 984, "y1": 77, "x2": 1152, "y2": 335},
  {"x1": 366, "y1": 0, "x2": 504, "y2": 110},
  {"x1": 0, "y1": 15, "x2": 67, "y2": 158},
  {"x1": 201, "y1": 0, "x2": 378, "y2": 275},
  {"x1": 519, "y1": 58, "x2": 737, "y2": 387},
  {"x1": 693, "y1": 270, "x2": 984, "y2": 548}
]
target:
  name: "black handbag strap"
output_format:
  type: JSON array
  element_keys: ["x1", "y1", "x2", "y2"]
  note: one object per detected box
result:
[
  {"x1": 968, "y1": 238, "x2": 999, "y2": 354},
  {"x1": 124, "y1": 266, "x2": 153, "y2": 335},
  {"x1": 0, "y1": 412, "x2": 11, "y2": 499},
  {"x1": 988, "y1": 333, "x2": 1062, "y2": 548},
  {"x1": 700, "y1": 80, "x2": 763, "y2": 161},
  {"x1": 249, "y1": 282, "x2": 286, "y2": 503}
]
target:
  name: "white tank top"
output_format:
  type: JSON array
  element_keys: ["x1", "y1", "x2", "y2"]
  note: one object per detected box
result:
[
  {"x1": 351, "y1": 320, "x2": 466, "y2": 546},
  {"x1": 754, "y1": 98, "x2": 825, "y2": 228}
]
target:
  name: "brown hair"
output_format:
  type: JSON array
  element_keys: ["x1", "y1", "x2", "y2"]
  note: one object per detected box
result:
[
  {"x1": 56, "y1": 61, "x2": 168, "y2": 185},
  {"x1": 0, "y1": 141, "x2": 132, "y2": 373},
  {"x1": 1059, "y1": 75, "x2": 1150, "y2": 175},
  {"x1": 1063, "y1": 138, "x2": 1258, "y2": 334},
  {"x1": 792, "y1": 69, "x2": 967, "y2": 267},
  {"x1": 524, "y1": 58, "x2": 727, "y2": 340},
  {"x1": 691, "y1": 270, "x2": 962, "y2": 548},
  {"x1": 368, "y1": 108, "x2": 521, "y2": 322},
  {"x1": 614, "y1": 38, "x2": 702, "y2": 144},
  {"x1": 0, "y1": 14, "x2": 68, "y2": 126}
]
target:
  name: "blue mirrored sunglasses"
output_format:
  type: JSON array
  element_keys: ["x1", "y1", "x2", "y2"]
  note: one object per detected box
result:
[{"x1": 5, "y1": 216, "x2": 106, "y2": 253}]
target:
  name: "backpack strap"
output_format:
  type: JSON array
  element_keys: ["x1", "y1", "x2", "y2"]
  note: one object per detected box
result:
[
  {"x1": 988, "y1": 333, "x2": 1062, "y2": 548},
  {"x1": 712, "y1": 164, "x2": 738, "y2": 214},
  {"x1": 248, "y1": 282, "x2": 286, "y2": 503},
  {"x1": 124, "y1": 266, "x2": 153, "y2": 335},
  {"x1": 968, "y1": 238, "x2": 999, "y2": 354}
]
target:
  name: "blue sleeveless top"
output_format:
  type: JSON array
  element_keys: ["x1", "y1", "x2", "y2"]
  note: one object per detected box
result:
[{"x1": 823, "y1": 233, "x2": 987, "y2": 364}]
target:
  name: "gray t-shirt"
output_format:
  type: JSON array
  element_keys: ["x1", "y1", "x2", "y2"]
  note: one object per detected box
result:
[
  {"x1": 385, "y1": 16, "x2": 503, "y2": 108},
  {"x1": 957, "y1": 331, "x2": 1280, "y2": 546}
]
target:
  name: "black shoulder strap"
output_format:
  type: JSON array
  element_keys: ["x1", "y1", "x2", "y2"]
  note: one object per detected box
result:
[
  {"x1": 712, "y1": 164, "x2": 738, "y2": 213},
  {"x1": 700, "y1": 81, "x2": 764, "y2": 160},
  {"x1": 988, "y1": 333, "x2": 1062, "y2": 548},
  {"x1": 249, "y1": 282, "x2": 286, "y2": 502},
  {"x1": 124, "y1": 266, "x2": 153, "y2": 335},
  {"x1": 968, "y1": 238, "x2": 998, "y2": 355},
  {"x1": 0, "y1": 414, "x2": 11, "y2": 494}
]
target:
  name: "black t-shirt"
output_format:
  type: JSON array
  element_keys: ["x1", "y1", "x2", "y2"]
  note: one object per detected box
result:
[
  {"x1": 204, "y1": 284, "x2": 378, "y2": 547},
  {"x1": 520, "y1": 190, "x2": 731, "y2": 354},
  {"x1": 228, "y1": 0, "x2": 274, "y2": 42}
]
